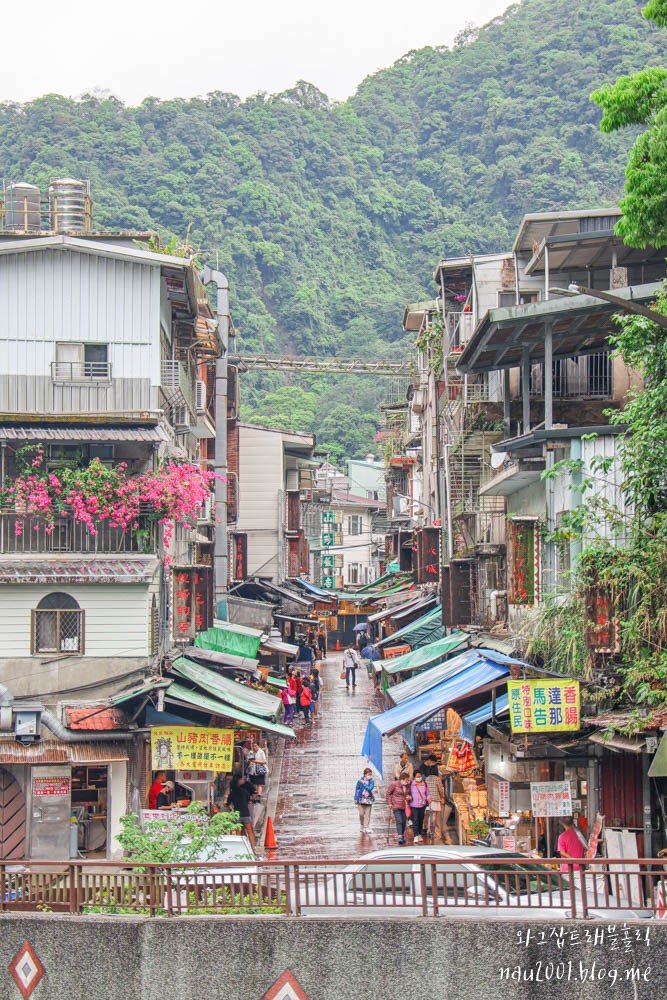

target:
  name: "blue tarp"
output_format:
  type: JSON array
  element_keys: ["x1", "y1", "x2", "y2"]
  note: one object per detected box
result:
[
  {"x1": 294, "y1": 578, "x2": 335, "y2": 599},
  {"x1": 389, "y1": 648, "x2": 523, "y2": 705},
  {"x1": 458, "y1": 693, "x2": 510, "y2": 744},
  {"x1": 361, "y1": 652, "x2": 524, "y2": 776}
]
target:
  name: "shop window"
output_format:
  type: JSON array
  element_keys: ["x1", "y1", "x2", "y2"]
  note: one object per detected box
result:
[{"x1": 32, "y1": 592, "x2": 84, "y2": 654}]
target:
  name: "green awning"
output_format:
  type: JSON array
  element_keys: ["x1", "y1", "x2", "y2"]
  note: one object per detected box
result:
[
  {"x1": 171, "y1": 657, "x2": 281, "y2": 720},
  {"x1": 355, "y1": 571, "x2": 413, "y2": 594},
  {"x1": 376, "y1": 605, "x2": 445, "y2": 651},
  {"x1": 382, "y1": 631, "x2": 470, "y2": 676},
  {"x1": 195, "y1": 623, "x2": 262, "y2": 659},
  {"x1": 266, "y1": 674, "x2": 288, "y2": 690},
  {"x1": 648, "y1": 732, "x2": 667, "y2": 777},
  {"x1": 110, "y1": 678, "x2": 171, "y2": 706},
  {"x1": 165, "y1": 682, "x2": 296, "y2": 740}
]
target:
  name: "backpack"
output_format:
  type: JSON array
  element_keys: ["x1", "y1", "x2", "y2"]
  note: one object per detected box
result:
[{"x1": 300, "y1": 687, "x2": 312, "y2": 707}]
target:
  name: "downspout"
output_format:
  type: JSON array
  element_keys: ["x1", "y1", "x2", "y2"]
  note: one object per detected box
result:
[
  {"x1": 41, "y1": 710, "x2": 135, "y2": 742},
  {"x1": 200, "y1": 266, "x2": 230, "y2": 619}
]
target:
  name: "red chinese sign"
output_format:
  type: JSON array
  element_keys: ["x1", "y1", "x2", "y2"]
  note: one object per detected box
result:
[
  {"x1": 585, "y1": 586, "x2": 620, "y2": 653},
  {"x1": 231, "y1": 533, "x2": 247, "y2": 582},
  {"x1": 172, "y1": 566, "x2": 213, "y2": 640},
  {"x1": 33, "y1": 776, "x2": 71, "y2": 797}
]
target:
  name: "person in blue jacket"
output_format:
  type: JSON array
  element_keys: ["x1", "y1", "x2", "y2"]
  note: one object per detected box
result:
[{"x1": 354, "y1": 767, "x2": 376, "y2": 833}]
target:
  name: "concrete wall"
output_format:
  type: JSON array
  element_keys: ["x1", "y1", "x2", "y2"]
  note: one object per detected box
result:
[{"x1": 0, "y1": 915, "x2": 663, "y2": 1000}]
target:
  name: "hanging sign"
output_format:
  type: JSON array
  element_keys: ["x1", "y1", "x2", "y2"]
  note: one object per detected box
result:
[
  {"x1": 321, "y1": 531, "x2": 335, "y2": 547},
  {"x1": 321, "y1": 554, "x2": 335, "y2": 569},
  {"x1": 321, "y1": 511, "x2": 335, "y2": 524},
  {"x1": 151, "y1": 726, "x2": 234, "y2": 773},
  {"x1": 507, "y1": 679, "x2": 580, "y2": 733},
  {"x1": 530, "y1": 780, "x2": 573, "y2": 817}
]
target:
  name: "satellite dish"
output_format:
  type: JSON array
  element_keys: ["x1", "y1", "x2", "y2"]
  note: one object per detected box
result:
[{"x1": 491, "y1": 451, "x2": 507, "y2": 469}]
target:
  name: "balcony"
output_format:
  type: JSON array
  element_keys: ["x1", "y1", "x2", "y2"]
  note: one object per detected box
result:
[
  {"x1": 160, "y1": 360, "x2": 195, "y2": 413},
  {"x1": 51, "y1": 361, "x2": 112, "y2": 383},
  {"x1": 0, "y1": 514, "x2": 155, "y2": 555}
]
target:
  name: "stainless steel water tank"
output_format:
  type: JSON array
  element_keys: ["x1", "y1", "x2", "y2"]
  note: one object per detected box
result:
[
  {"x1": 49, "y1": 177, "x2": 89, "y2": 232},
  {"x1": 2, "y1": 182, "x2": 41, "y2": 231}
]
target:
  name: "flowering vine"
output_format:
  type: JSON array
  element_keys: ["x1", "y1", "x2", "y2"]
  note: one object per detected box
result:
[{"x1": 1, "y1": 447, "x2": 216, "y2": 562}]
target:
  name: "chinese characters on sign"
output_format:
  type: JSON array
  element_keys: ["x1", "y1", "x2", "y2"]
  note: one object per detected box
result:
[
  {"x1": 497, "y1": 778, "x2": 511, "y2": 817},
  {"x1": 172, "y1": 566, "x2": 213, "y2": 640},
  {"x1": 150, "y1": 726, "x2": 235, "y2": 772},
  {"x1": 507, "y1": 679, "x2": 581, "y2": 733},
  {"x1": 509, "y1": 519, "x2": 539, "y2": 606},
  {"x1": 231, "y1": 533, "x2": 247, "y2": 582},
  {"x1": 32, "y1": 776, "x2": 71, "y2": 797},
  {"x1": 530, "y1": 780, "x2": 573, "y2": 818}
]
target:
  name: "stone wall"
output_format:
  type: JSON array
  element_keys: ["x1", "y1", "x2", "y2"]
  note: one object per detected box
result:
[{"x1": 0, "y1": 914, "x2": 664, "y2": 1000}]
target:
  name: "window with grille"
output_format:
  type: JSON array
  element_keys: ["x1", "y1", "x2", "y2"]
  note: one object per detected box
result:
[
  {"x1": 53, "y1": 342, "x2": 110, "y2": 380},
  {"x1": 32, "y1": 592, "x2": 84, "y2": 654},
  {"x1": 347, "y1": 563, "x2": 361, "y2": 584}
]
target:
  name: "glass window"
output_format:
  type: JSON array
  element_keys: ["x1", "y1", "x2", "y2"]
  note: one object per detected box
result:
[{"x1": 33, "y1": 592, "x2": 84, "y2": 654}]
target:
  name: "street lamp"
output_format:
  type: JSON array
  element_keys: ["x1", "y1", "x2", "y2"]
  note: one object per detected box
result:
[{"x1": 549, "y1": 283, "x2": 667, "y2": 330}]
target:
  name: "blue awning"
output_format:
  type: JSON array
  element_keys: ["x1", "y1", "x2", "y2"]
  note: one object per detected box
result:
[
  {"x1": 361, "y1": 653, "x2": 522, "y2": 776},
  {"x1": 458, "y1": 693, "x2": 510, "y2": 744},
  {"x1": 293, "y1": 578, "x2": 336, "y2": 600},
  {"x1": 389, "y1": 648, "x2": 522, "y2": 705}
]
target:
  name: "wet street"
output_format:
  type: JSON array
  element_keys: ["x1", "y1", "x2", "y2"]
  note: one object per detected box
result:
[{"x1": 272, "y1": 651, "x2": 405, "y2": 858}]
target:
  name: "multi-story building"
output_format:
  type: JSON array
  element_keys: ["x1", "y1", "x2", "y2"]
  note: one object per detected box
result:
[
  {"x1": 0, "y1": 179, "x2": 227, "y2": 860},
  {"x1": 304, "y1": 487, "x2": 385, "y2": 590}
]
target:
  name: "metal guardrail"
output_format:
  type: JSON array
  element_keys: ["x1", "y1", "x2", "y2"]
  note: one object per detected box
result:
[
  {"x1": 1, "y1": 859, "x2": 665, "y2": 919},
  {"x1": 51, "y1": 361, "x2": 112, "y2": 381},
  {"x1": 0, "y1": 514, "x2": 155, "y2": 554}
]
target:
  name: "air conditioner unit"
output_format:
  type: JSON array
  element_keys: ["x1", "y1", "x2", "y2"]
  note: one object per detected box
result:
[{"x1": 195, "y1": 380, "x2": 207, "y2": 413}]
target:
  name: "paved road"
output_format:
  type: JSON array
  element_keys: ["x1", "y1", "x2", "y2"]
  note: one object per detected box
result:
[{"x1": 271, "y1": 651, "x2": 405, "y2": 858}]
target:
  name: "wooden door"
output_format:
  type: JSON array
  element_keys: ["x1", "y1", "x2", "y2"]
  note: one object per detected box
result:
[{"x1": 0, "y1": 768, "x2": 27, "y2": 860}]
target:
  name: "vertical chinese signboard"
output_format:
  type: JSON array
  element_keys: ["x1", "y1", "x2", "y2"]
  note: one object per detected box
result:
[
  {"x1": 172, "y1": 566, "x2": 213, "y2": 640},
  {"x1": 151, "y1": 726, "x2": 234, "y2": 772},
  {"x1": 508, "y1": 519, "x2": 539, "y2": 606},
  {"x1": 231, "y1": 533, "x2": 247, "y2": 582},
  {"x1": 585, "y1": 583, "x2": 620, "y2": 654},
  {"x1": 321, "y1": 510, "x2": 335, "y2": 588},
  {"x1": 417, "y1": 527, "x2": 440, "y2": 584},
  {"x1": 507, "y1": 679, "x2": 581, "y2": 733}
]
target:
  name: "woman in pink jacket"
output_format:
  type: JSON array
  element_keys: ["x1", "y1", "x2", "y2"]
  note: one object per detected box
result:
[
  {"x1": 408, "y1": 770, "x2": 431, "y2": 843},
  {"x1": 385, "y1": 775, "x2": 410, "y2": 844}
]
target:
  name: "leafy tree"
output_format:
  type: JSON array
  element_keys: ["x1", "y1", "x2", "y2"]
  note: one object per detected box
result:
[{"x1": 116, "y1": 803, "x2": 243, "y2": 864}]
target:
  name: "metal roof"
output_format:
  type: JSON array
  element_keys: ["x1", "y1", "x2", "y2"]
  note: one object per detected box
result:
[
  {"x1": 456, "y1": 283, "x2": 662, "y2": 374},
  {"x1": 171, "y1": 657, "x2": 281, "y2": 720},
  {"x1": 523, "y1": 230, "x2": 667, "y2": 276},
  {"x1": 0, "y1": 739, "x2": 130, "y2": 764},
  {"x1": 0, "y1": 557, "x2": 158, "y2": 584},
  {"x1": 512, "y1": 208, "x2": 621, "y2": 255},
  {"x1": 0, "y1": 425, "x2": 168, "y2": 442},
  {"x1": 165, "y1": 681, "x2": 296, "y2": 740}
]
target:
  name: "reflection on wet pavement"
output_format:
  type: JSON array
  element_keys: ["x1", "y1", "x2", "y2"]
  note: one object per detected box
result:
[{"x1": 273, "y1": 653, "x2": 405, "y2": 858}]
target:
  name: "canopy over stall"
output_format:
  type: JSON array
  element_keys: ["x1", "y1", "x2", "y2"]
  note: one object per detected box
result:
[
  {"x1": 170, "y1": 657, "x2": 282, "y2": 720},
  {"x1": 459, "y1": 693, "x2": 510, "y2": 744},
  {"x1": 195, "y1": 622, "x2": 263, "y2": 660},
  {"x1": 361, "y1": 653, "x2": 525, "y2": 776},
  {"x1": 165, "y1": 682, "x2": 297, "y2": 740},
  {"x1": 375, "y1": 605, "x2": 444, "y2": 651},
  {"x1": 381, "y1": 631, "x2": 470, "y2": 677},
  {"x1": 387, "y1": 648, "x2": 519, "y2": 705}
]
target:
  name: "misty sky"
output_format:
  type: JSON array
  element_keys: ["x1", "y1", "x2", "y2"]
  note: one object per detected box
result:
[{"x1": 2, "y1": 0, "x2": 511, "y2": 106}]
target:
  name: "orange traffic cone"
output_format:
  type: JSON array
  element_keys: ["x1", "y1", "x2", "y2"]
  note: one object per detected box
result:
[
  {"x1": 265, "y1": 816, "x2": 277, "y2": 849},
  {"x1": 335, "y1": 638, "x2": 340, "y2": 651}
]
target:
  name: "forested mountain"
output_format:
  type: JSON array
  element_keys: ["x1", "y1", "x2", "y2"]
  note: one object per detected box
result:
[{"x1": 0, "y1": 0, "x2": 664, "y2": 459}]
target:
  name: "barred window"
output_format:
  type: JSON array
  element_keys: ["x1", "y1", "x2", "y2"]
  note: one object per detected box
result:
[{"x1": 32, "y1": 592, "x2": 84, "y2": 655}]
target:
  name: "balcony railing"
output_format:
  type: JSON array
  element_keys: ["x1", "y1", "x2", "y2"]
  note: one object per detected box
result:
[
  {"x1": 0, "y1": 514, "x2": 155, "y2": 554},
  {"x1": 51, "y1": 361, "x2": 112, "y2": 382}
]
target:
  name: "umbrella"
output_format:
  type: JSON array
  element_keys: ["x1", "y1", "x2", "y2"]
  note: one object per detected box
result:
[{"x1": 353, "y1": 622, "x2": 368, "y2": 631}]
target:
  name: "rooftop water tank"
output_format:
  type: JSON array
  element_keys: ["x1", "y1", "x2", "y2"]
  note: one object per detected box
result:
[
  {"x1": 49, "y1": 177, "x2": 92, "y2": 232},
  {"x1": 2, "y1": 182, "x2": 41, "y2": 232}
]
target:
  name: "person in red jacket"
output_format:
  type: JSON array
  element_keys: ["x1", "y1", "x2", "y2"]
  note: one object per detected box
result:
[{"x1": 148, "y1": 771, "x2": 166, "y2": 810}]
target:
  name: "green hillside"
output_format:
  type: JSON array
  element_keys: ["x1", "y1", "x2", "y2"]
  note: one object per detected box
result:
[{"x1": 0, "y1": 0, "x2": 664, "y2": 460}]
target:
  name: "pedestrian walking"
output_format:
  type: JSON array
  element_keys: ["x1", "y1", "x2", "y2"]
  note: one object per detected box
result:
[
  {"x1": 300, "y1": 677, "x2": 313, "y2": 725},
  {"x1": 408, "y1": 770, "x2": 431, "y2": 843},
  {"x1": 281, "y1": 684, "x2": 295, "y2": 725},
  {"x1": 227, "y1": 772, "x2": 258, "y2": 849},
  {"x1": 317, "y1": 627, "x2": 327, "y2": 659},
  {"x1": 354, "y1": 767, "x2": 376, "y2": 833},
  {"x1": 385, "y1": 774, "x2": 410, "y2": 844},
  {"x1": 296, "y1": 636, "x2": 314, "y2": 669},
  {"x1": 250, "y1": 741, "x2": 268, "y2": 797},
  {"x1": 310, "y1": 667, "x2": 322, "y2": 718},
  {"x1": 343, "y1": 645, "x2": 359, "y2": 689}
]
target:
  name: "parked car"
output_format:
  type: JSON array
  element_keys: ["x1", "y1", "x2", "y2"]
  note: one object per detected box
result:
[
  {"x1": 298, "y1": 845, "x2": 652, "y2": 919},
  {"x1": 169, "y1": 835, "x2": 280, "y2": 911}
]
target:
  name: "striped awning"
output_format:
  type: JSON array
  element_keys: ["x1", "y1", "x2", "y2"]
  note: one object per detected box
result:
[{"x1": 0, "y1": 739, "x2": 130, "y2": 764}]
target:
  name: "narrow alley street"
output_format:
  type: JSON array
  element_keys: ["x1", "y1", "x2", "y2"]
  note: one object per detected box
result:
[{"x1": 271, "y1": 652, "x2": 404, "y2": 858}]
